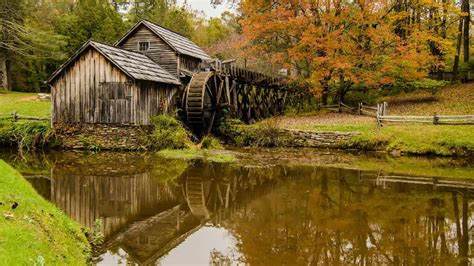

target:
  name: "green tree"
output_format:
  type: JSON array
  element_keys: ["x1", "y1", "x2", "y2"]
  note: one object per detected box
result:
[
  {"x1": 0, "y1": 0, "x2": 25, "y2": 90},
  {"x1": 6, "y1": 0, "x2": 128, "y2": 91},
  {"x1": 54, "y1": 0, "x2": 127, "y2": 54},
  {"x1": 2, "y1": 0, "x2": 67, "y2": 91},
  {"x1": 128, "y1": 0, "x2": 194, "y2": 37}
]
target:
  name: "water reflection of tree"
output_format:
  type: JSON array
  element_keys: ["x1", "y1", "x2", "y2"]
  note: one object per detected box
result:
[{"x1": 222, "y1": 166, "x2": 473, "y2": 265}]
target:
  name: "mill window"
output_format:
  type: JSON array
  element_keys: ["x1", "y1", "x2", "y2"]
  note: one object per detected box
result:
[{"x1": 138, "y1": 42, "x2": 149, "y2": 52}]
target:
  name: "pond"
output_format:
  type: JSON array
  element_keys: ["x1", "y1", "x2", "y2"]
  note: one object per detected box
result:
[{"x1": 1, "y1": 148, "x2": 474, "y2": 265}]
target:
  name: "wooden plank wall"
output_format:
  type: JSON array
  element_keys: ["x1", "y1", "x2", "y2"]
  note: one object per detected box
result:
[
  {"x1": 179, "y1": 55, "x2": 202, "y2": 73},
  {"x1": 51, "y1": 48, "x2": 178, "y2": 125},
  {"x1": 132, "y1": 81, "x2": 178, "y2": 125},
  {"x1": 119, "y1": 26, "x2": 179, "y2": 77},
  {"x1": 52, "y1": 49, "x2": 129, "y2": 124}
]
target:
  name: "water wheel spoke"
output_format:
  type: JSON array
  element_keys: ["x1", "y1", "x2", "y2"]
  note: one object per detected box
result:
[{"x1": 206, "y1": 84, "x2": 215, "y2": 101}]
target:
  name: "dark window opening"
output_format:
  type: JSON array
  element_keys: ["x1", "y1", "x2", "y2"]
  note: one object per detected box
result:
[{"x1": 138, "y1": 42, "x2": 149, "y2": 52}]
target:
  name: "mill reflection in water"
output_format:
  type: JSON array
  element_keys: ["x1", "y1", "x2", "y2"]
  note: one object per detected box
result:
[{"x1": 6, "y1": 151, "x2": 474, "y2": 265}]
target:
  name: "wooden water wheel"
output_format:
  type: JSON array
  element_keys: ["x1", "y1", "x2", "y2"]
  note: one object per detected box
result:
[{"x1": 184, "y1": 71, "x2": 227, "y2": 134}]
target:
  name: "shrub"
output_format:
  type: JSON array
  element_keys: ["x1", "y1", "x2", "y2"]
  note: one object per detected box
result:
[
  {"x1": 385, "y1": 79, "x2": 447, "y2": 96},
  {"x1": 147, "y1": 115, "x2": 192, "y2": 150},
  {"x1": 219, "y1": 118, "x2": 288, "y2": 147},
  {"x1": 251, "y1": 119, "x2": 287, "y2": 147},
  {"x1": 407, "y1": 79, "x2": 448, "y2": 95},
  {"x1": 343, "y1": 90, "x2": 378, "y2": 106},
  {"x1": 200, "y1": 135, "x2": 223, "y2": 149},
  {"x1": 284, "y1": 96, "x2": 320, "y2": 115},
  {"x1": 79, "y1": 136, "x2": 100, "y2": 152}
]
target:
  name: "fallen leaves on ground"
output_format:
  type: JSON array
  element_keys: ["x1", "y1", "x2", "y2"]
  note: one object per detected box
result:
[{"x1": 271, "y1": 113, "x2": 373, "y2": 128}]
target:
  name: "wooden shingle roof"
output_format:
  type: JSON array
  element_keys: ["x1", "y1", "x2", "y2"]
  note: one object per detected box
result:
[
  {"x1": 91, "y1": 41, "x2": 180, "y2": 84},
  {"x1": 117, "y1": 20, "x2": 211, "y2": 60},
  {"x1": 48, "y1": 41, "x2": 180, "y2": 85}
]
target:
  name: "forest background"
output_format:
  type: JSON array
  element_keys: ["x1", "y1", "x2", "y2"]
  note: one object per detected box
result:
[{"x1": 0, "y1": 0, "x2": 472, "y2": 104}]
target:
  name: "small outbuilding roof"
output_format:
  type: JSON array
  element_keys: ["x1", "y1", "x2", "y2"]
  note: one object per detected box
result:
[
  {"x1": 116, "y1": 20, "x2": 211, "y2": 60},
  {"x1": 48, "y1": 40, "x2": 181, "y2": 85}
]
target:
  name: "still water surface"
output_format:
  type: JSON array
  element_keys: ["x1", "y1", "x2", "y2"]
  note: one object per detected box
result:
[{"x1": 2, "y1": 149, "x2": 474, "y2": 265}]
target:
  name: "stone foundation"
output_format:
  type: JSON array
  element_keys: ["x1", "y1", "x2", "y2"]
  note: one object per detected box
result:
[
  {"x1": 54, "y1": 123, "x2": 152, "y2": 150},
  {"x1": 225, "y1": 123, "x2": 360, "y2": 148},
  {"x1": 279, "y1": 129, "x2": 359, "y2": 148}
]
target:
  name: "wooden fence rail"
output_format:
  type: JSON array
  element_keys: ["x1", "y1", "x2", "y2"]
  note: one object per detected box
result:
[
  {"x1": 322, "y1": 102, "x2": 380, "y2": 117},
  {"x1": 377, "y1": 113, "x2": 474, "y2": 125},
  {"x1": 359, "y1": 103, "x2": 380, "y2": 117},
  {"x1": 322, "y1": 101, "x2": 473, "y2": 126},
  {"x1": 0, "y1": 112, "x2": 49, "y2": 121}
]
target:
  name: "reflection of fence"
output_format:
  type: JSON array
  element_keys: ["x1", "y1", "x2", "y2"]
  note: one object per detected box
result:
[
  {"x1": 0, "y1": 112, "x2": 49, "y2": 121},
  {"x1": 372, "y1": 173, "x2": 474, "y2": 190}
]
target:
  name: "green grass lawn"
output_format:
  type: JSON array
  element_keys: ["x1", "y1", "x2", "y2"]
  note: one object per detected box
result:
[
  {"x1": 0, "y1": 92, "x2": 50, "y2": 117},
  {"x1": 0, "y1": 160, "x2": 89, "y2": 264}
]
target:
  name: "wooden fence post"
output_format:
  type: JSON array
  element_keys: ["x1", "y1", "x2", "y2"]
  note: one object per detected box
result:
[
  {"x1": 338, "y1": 101, "x2": 342, "y2": 113},
  {"x1": 376, "y1": 104, "x2": 381, "y2": 127},
  {"x1": 358, "y1": 103, "x2": 362, "y2": 115},
  {"x1": 433, "y1": 112, "x2": 439, "y2": 125},
  {"x1": 383, "y1": 102, "x2": 388, "y2": 116}
]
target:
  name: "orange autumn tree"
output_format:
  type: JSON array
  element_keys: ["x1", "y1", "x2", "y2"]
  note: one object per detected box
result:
[{"x1": 238, "y1": 0, "x2": 439, "y2": 104}]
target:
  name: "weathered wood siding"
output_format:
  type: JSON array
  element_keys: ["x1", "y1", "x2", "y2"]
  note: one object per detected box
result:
[
  {"x1": 51, "y1": 48, "x2": 178, "y2": 125},
  {"x1": 132, "y1": 81, "x2": 177, "y2": 125},
  {"x1": 119, "y1": 26, "x2": 179, "y2": 77},
  {"x1": 179, "y1": 55, "x2": 202, "y2": 73}
]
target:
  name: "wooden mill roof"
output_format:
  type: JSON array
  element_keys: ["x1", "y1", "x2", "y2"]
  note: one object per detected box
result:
[
  {"x1": 116, "y1": 20, "x2": 211, "y2": 60},
  {"x1": 48, "y1": 40, "x2": 181, "y2": 85},
  {"x1": 91, "y1": 41, "x2": 180, "y2": 84}
]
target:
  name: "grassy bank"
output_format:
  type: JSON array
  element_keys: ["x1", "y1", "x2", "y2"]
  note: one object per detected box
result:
[
  {"x1": 0, "y1": 161, "x2": 89, "y2": 264},
  {"x1": 158, "y1": 148, "x2": 236, "y2": 162},
  {"x1": 0, "y1": 120, "x2": 54, "y2": 150}
]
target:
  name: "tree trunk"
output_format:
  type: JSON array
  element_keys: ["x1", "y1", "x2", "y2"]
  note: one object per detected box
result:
[
  {"x1": 321, "y1": 78, "x2": 329, "y2": 105},
  {"x1": 441, "y1": 0, "x2": 447, "y2": 38},
  {"x1": 453, "y1": 17, "x2": 463, "y2": 81},
  {"x1": 0, "y1": 50, "x2": 8, "y2": 90},
  {"x1": 462, "y1": 0, "x2": 470, "y2": 62}
]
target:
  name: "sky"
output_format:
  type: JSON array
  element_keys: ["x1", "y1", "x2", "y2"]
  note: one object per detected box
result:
[{"x1": 176, "y1": 0, "x2": 235, "y2": 18}]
